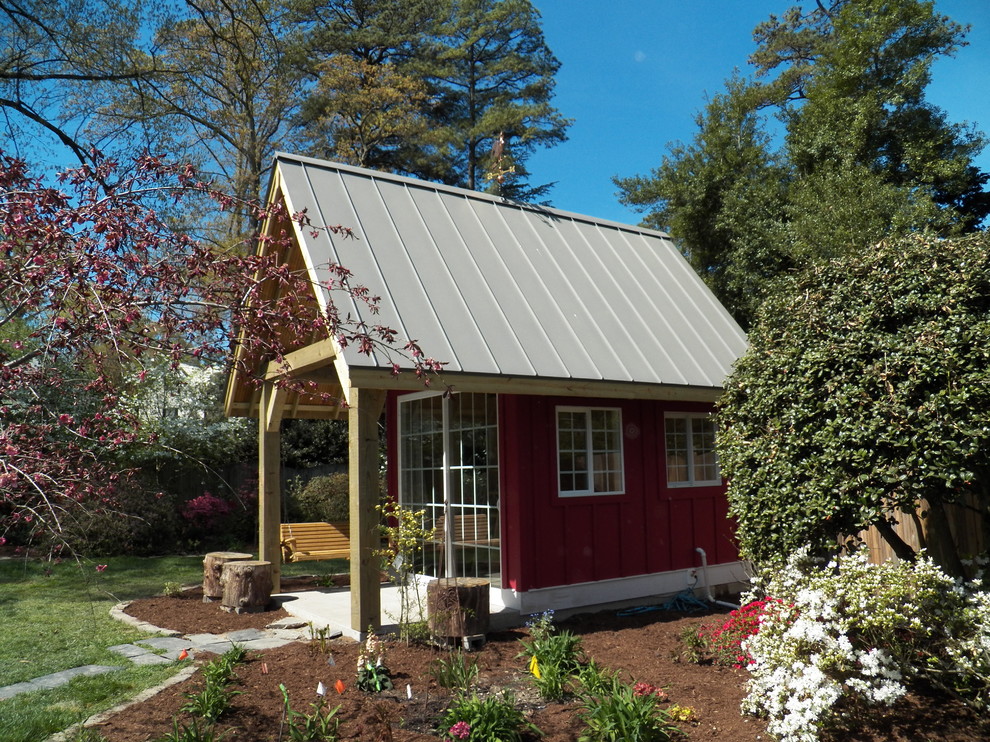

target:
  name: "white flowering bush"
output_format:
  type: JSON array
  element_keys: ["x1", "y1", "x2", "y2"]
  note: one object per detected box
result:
[{"x1": 741, "y1": 548, "x2": 990, "y2": 741}]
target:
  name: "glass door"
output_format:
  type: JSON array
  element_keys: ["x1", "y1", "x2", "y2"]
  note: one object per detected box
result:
[{"x1": 398, "y1": 392, "x2": 500, "y2": 586}]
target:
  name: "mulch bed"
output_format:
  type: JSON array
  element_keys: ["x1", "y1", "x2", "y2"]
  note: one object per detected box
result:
[{"x1": 87, "y1": 578, "x2": 990, "y2": 741}]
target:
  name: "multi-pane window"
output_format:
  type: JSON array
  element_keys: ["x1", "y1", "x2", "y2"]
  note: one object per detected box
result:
[
  {"x1": 557, "y1": 407, "x2": 624, "y2": 496},
  {"x1": 665, "y1": 414, "x2": 721, "y2": 486}
]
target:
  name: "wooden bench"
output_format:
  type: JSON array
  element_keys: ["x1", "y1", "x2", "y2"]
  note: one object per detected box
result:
[
  {"x1": 432, "y1": 513, "x2": 500, "y2": 547},
  {"x1": 279, "y1": 522, "x2": 350, "y2": 562}
]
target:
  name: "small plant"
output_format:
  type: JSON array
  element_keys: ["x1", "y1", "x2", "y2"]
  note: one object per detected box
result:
[
  {"x1": 279, "y1": 684, "x2": 341, "y2": 742},
  {"x1": 155, "y1": 717, "x2": 229, "y2": 742},
  {"x1": 430, "y1": 649, "x2": 480, "y2": 692},
  {"x1": 438, "y1": 692, "x2": 539, "y2": 742},
  {"x1": 356, "y1": 631, "x2": 394, "y2": 693},
  {"x1": 376, "y1": 500, "x2": 433, "y2": 644},
  {"x1": 574, "y1": 661, "x2": 678, "y2": 742},
  {"x1": 309, "y1": 623, "x2": 336, "y2": 656},
  {"x1": 518, "y1": 609, "x2": 585, "y2": 701},
  {"x1": 163, "y1": 581, "x2": 184, "y2": 597},
  {"x1": 180, "y1": 681, "x2": 242, "y2": 722},
  {"x1": 200, "y1": 645, "x2": 247, "y2": 686}
]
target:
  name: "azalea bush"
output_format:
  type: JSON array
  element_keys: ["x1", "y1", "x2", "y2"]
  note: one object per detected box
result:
[
  {"x1": 686, "y1": 598, "x2": 782, "y2": 668},
  {"x1": 742, "y1": 548, "x2": 990, "y2": 741}
]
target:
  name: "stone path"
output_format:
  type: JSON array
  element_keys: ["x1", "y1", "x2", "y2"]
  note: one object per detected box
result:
[{"x1": 0, "y1": 604, "x2": 315, "y2": 701}]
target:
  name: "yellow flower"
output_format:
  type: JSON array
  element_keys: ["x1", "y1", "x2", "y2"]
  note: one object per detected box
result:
[{"x1": 529, "y1": 655, "x2": 541, "y2": 679}]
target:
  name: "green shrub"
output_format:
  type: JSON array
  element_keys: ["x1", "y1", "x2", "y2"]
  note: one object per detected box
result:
[{"x1": 287, "y1": 474, "x2": 350, "y2": 523}]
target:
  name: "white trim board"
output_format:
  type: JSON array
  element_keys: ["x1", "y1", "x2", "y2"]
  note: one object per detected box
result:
[{"x1": 494, "y1": 561, "x2": 749, "y2": 614}]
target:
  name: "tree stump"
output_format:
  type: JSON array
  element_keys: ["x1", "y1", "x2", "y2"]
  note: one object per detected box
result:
[
  {"x1": 202, "y1": 551, "x2": 253, "y2": 603},
  {"x1": 220, "y1": 560, "x2": 273, "y2": 614},
  {"x1": 427, "y1": 577, "x2": 490, "y2": 639}
]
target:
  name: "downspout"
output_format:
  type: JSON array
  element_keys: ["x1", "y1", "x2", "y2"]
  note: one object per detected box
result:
[{"x1": 695, "y1": 547, "x2": 739, "y2": 609}]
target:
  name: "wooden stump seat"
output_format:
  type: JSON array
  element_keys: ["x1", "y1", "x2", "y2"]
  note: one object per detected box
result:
[
  {"x1": 220, "y1": 560, "x2": 273, "y2": 614},
  {"x1": 280, "y1": 521, "x2": 350, "y2": 562},
  {"x1": 427, "y1": 577, "x2": 490, "y2": 639},
  {"x1": 202, "y1": 551, "x2": 253, "y2": 603}
]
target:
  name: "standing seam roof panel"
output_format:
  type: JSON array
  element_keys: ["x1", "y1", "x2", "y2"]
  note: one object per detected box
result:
[{"x1": 270, "y1": 153, "x2": 747, "y2": 388}]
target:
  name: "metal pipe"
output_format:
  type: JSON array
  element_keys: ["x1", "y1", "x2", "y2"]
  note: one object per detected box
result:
[{"x1": 695, "y1": 547, "x2": 739, "y2": 609}]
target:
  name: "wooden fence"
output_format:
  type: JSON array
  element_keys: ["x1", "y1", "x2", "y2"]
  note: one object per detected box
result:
[{"x1": 856, "y1": 494, "x2": 985, "y2": 563}]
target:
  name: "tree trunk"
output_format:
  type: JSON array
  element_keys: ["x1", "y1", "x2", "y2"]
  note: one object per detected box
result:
[
  {"x1": 220, "y1": 560, "x2": 273, "y2": 614},
  {"x1": 427, "y1": 577, "x2": 490, "y2": 638},
  {"x1": 925, "y1": 499, "x2": 966, "y2": 579},
  {"x1": 873, "y1": 519, "x2": 918, "y2": 563},
  {"x1": 202, "y1": 551, "x2": 253, "y2": 603}
]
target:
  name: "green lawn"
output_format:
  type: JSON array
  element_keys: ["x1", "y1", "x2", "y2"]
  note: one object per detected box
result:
[{"x1": 0, "y1": 552, "x2": 346, "y2": 741}]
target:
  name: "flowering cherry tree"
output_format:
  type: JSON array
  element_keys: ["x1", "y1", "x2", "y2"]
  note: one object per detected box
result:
[{"x1": 0, "y1": 152, "x2": 440, "y2": 549}]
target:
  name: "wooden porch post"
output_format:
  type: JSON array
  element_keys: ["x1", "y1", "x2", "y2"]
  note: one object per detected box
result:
[
  {"x1": 348, "y1": 386, "x2": 386, "y2": 634},
  {"x1": 258, "y1": 381, "x2": 286, "y2": 593}
]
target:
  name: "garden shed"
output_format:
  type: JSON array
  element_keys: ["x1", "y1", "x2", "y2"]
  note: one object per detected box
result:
[{"x1": 225, "y1": 153, "x2": 749, "y2": 635}]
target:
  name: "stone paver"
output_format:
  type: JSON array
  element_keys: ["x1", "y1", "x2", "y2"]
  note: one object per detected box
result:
[
  {"x1": 136, "y1": 636, "x2": 189, "y2": 652},
  {"x1": 223, "y1": 628, "x2": 268, "y2": 642},
  {"x1": 0, "y1": 665, "x2": 121, "y2": 699}
]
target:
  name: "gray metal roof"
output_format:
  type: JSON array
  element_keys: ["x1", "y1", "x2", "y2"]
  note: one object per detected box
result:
[{"x1": 273, "y1": 153, "x2": 747, "y2": 390}]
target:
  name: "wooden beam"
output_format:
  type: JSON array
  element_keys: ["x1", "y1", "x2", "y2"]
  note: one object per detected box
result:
[
  {"x1": 265, "y1": 338, "x2": 338, "y2": 380},
  {"x1": 346, "y1": 368, "x2": 726, "y2": 403},
  {"x1": 264, "y1": 384, "x2": 289, "y2": 433},
  {"x1": 348, "y1": 386, "x2": 386, "y2": 635},
  {"x1": 258, "y1": 382, "x2": 282, "y2": 593}
]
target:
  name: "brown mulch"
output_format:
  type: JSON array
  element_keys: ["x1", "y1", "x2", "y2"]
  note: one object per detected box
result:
[{"x1": 91, "y1": 579, "x2": 990, "y2": 741}]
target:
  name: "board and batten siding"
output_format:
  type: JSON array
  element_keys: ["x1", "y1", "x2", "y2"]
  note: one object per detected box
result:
[{"x1": 497, "y1": 394, "x2": 737, "y2": 593}]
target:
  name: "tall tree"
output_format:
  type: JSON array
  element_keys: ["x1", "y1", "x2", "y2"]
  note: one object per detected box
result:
[
  {"x1": 291, "y1": 0, "x2": 446, "y2": 176},
  {"x1": 615, "y1": 77, "x2": 789, "y2": 324},
  {"x1": 616, "y1": 0, "x2": 989, "y2": 327},
  {"x1": 754, "y1": 0, "x2": 989, "y2": 252},
  {"x1": 427, "y1": 0, "x2": 570, "y2": 199},
  {"x1": 100, "y1": 0, "x2": 304, "y2": 241},
  {"x1": 294, "y1": 0, "x2": 569, "y2": 200},
  {"x1": 298, "y1": 55, "x2": 431, "y2": 169},
  {"x1": 0, "y1": 0, "x2": 152, "y2": 165}
]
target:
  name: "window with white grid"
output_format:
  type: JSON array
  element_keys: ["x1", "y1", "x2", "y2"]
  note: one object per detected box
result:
[
  {"x1": 665, "y1": 413, "x2": 721, "y2": 487},
  {"x1": 557, "y1": 407, "x2": 624, "y2": 496}
]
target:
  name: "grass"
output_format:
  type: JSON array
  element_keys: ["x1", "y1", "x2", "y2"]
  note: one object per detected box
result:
[{"x1": 0, "y1": 551, "x2": 347, "y2": 741}]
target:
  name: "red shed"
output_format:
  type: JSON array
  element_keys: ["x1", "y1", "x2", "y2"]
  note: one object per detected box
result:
[{"x1": 227, "y1": 154, "x2": 748, "y2": 631}]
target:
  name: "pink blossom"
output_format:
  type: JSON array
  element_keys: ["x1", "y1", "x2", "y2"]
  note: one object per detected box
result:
[{"x1": 449, "y1": 721, "x2": 471, "y2": 740}]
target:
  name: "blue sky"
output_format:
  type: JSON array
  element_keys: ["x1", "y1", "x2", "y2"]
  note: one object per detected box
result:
[{"x1": 527, "y1": 1, "x2": 990, "y2": 225}]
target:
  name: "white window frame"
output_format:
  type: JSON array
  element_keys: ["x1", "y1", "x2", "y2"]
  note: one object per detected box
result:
[
  {"x1": 556, "y1": 406, "x2": 625, "y2": 497},
  {"x1": 664, "y1": 412, "x2": 721, "y2": 487}
]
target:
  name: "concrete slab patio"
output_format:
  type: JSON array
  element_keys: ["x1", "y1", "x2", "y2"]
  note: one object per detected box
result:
[{"x1": 271, "y1": 584, "x2": 524, "y2": 641}]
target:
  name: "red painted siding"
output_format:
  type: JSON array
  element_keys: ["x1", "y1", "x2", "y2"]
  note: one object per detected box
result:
[{"x1": 498, "y1": 395, "x2": 738, "y2": 592}]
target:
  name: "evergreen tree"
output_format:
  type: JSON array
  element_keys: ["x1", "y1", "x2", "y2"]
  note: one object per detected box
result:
[
  {"x1": 294, "y1": 0, "x2": 569, "y2": 200},
  {"x1": 616, "y1": 0, "x2": 989, "y2": 327},
  {"x1": 427, "y1": 0, "x2": 570, "y2": 199},
  {"x1": 615, "y1": 77, "x2": 789, "y2": 324}
]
